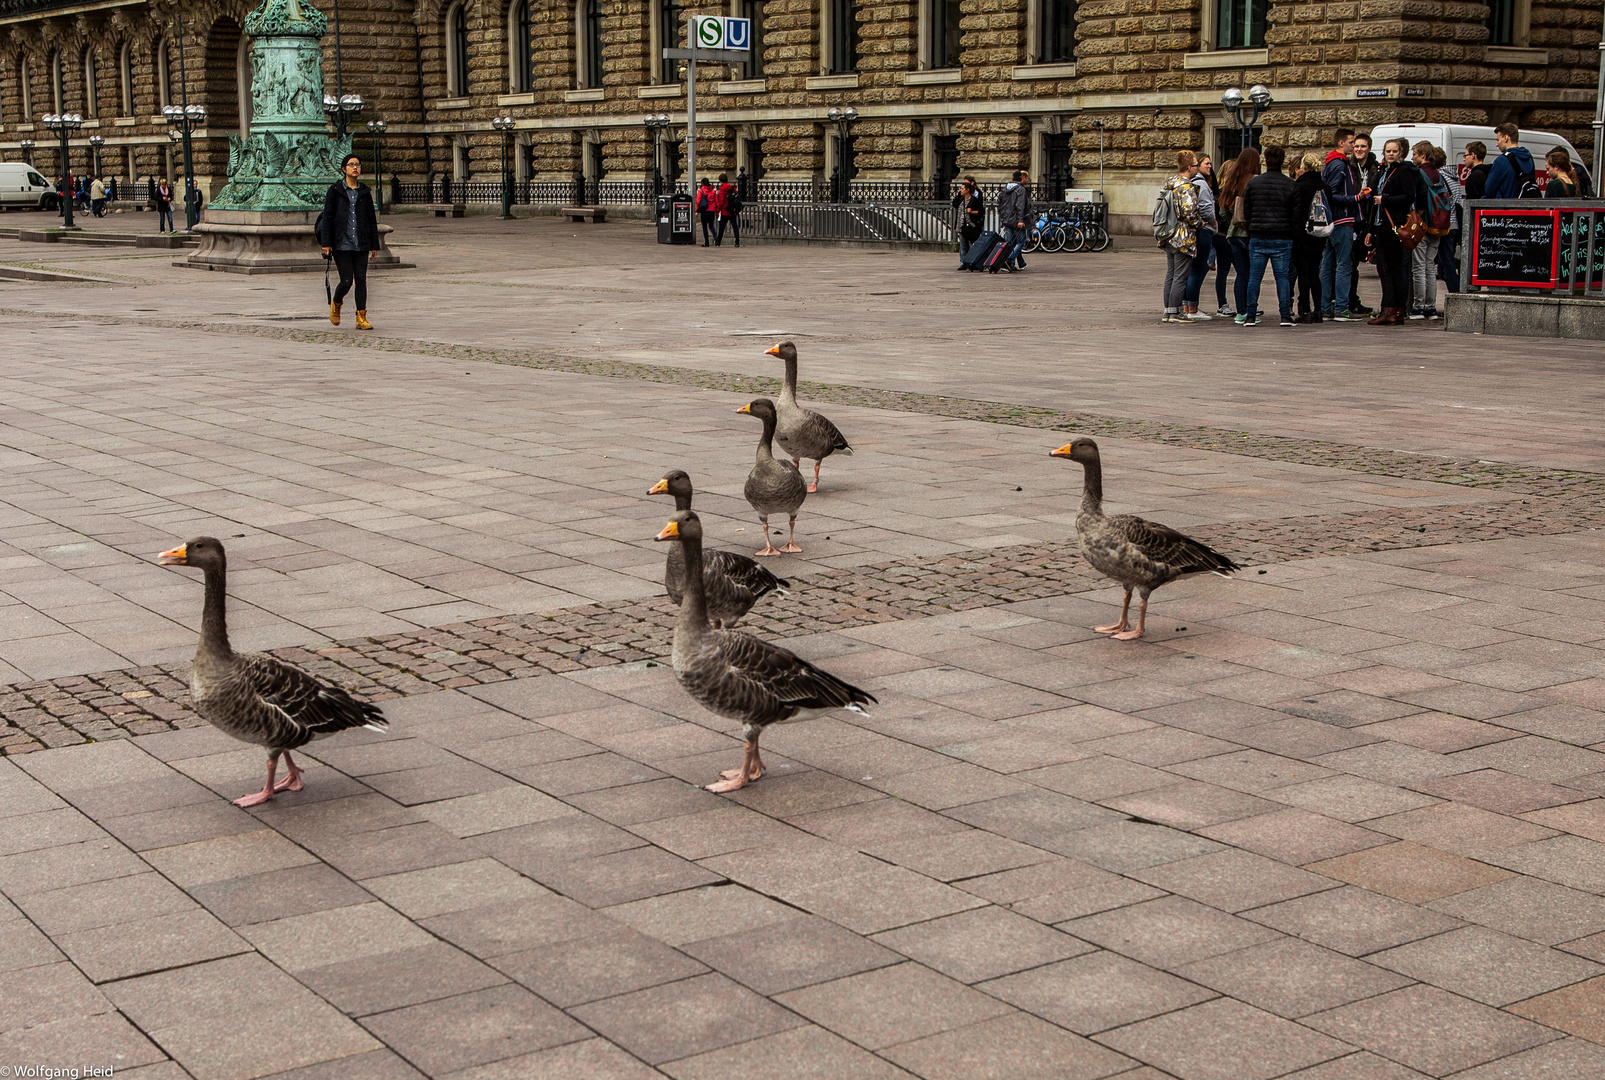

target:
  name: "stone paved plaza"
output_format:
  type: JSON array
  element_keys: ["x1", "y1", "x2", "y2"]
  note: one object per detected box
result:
[{"x1": 5, "y1": 216, "x2": 1605, "y2": 1080}]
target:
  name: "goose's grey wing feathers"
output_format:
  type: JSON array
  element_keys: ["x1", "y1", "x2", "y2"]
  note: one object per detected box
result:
[
  {"x1": 238, "y1": 653, "x2": 389, "y2": 745},
  {"x1": 1107, "y1": 514, "x2": 1241, "y2": 575},
  {"x1": 713, "y1": 629, "x2": 876, "y2": 711},
  {"x1": 779, "y1": 409, "x2": 852, "y2": 461}
]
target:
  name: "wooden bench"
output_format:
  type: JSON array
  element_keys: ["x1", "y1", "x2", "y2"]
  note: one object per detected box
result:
[
  {"x1": 559, "y1": 206, "x2": 607, "y2": 223},
  {"x1": 426, "y1": 203, "x2": 466, "y2": 218}
]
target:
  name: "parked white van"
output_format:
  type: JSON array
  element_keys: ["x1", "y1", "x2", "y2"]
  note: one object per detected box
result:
[
  {"x1": 1365, "y1": 124, "x2": 1583, "y2": 188},
  {"x1": 0, "y1": 162, "x2": 55, "y2": 210}
]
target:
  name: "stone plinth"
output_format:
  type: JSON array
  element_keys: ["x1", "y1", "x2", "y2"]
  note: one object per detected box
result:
[
  {"x1": 180, "y1": 209, "x2": 406, "y2": 274},
  {"x1": 1446, "y1": 292, "x2": 1605, "y2": 341}
]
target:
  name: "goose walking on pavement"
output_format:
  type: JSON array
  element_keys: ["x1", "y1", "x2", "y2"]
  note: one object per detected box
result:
[
  {"x1": 649, "y1": 469, "x2": 790, "y2": 627},
  {"x1": 765, "y1": 342, "x2": 853, "y2": 493},
  {"x1": 1050, "y1": 438, "x2": 1240, "y2": 640},
  {"x1": 739, "y1": 398, "x2": 807, "y2": 556},
  {"x1": 158, "y1": 538, "x2": 389, "y2": 806},
  {"x1": 655, "y1": 510, "x2": 875, "y2": 792}
]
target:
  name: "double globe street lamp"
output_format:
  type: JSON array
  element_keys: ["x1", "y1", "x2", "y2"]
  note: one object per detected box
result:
[
  {"x1": 825, "y1": 106, "x2": 859, "y2": 203},
  {"x1": 87, "y1": 134, "x2": 104, "y2": 180},
  {"x1": 19, "y1": 139, "x2": 33, "y2": 167},
  {"x1": 324, "y1": 93, "x2": 364, "y2": 138},
  {"x1": 42, "y1": 112, "x2": 83, "y2": 228},
  {"x1": 1221, "y1": 85, "x2": 1274, "y2": 157},
  {"x1": 163, "y1": 102, "x2": 206, "y2": 229},
  {"x1": 642, "y1": 113, "x2": 672, "y2": 195},
  {"x1": 491, "y1": 116, "x2": 517, "y2": 219}
]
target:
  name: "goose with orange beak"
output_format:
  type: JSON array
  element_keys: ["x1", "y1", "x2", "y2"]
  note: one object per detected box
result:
[
  {"x1": 737, "y1": 398, "x2": 807, "y2": 556},
  {"x1": 1050, "y1": 438, "x2": 1240, "y2": 640},
  {"x1": 656, "y1": 511, "x2": 875, "y2": 792},
  {"x1": 764, "y1": 341, "x2": 853, "y2": 493},
  {"x1": 157, "y1": 537, "x2": 389, "y2": 806}
]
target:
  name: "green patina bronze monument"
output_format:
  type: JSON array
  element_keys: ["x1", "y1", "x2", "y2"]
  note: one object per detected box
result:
[{"x1": 186, "y1": 0, "x2": 401, "y2": 273}]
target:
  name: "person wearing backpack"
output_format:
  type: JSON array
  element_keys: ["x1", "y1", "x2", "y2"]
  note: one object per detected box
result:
[
  {"x1": 714, "y1": 173, "x2": 742, "y2": 247},
  {"x1": 1409, "y1": 141, "x2": 1450, "y2": 319},
  {"x1": 695, "y1": 178, "x2": 716, "y2": 246},
  {"x1": 1291, "y1": 152, "x2": 1332, "y2": 323},
  {"x1": 1485, "y1": 123, "x2": 1538, "y2": 200},
  {"x1": 1319, "y1": 129, "x2": 1361, "y2": 321},
  {"x1": 1156, "y1": 151, "x2": 1202, "y2": 323},
  {"x1": 1431, "y1": 145, "x2": 1464, "y2": 295}
]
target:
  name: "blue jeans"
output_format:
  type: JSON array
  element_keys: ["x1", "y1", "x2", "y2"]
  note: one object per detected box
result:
[
  {"x1": 1318, "y1": 224, "x2": 1353, "y2": 314},
  {"x1": 1246, "y1": 238, "x2": 1293, "y2": 320},
  {"x1": 157, "y1": 207, "x2": 173, "y2": 231},
  {"x1": 1184, "y1": 228, "x2": 1215, "y2": 306},
  {"x1": 1003, "y1": 225, "x2": 1028, "y2": 268}
]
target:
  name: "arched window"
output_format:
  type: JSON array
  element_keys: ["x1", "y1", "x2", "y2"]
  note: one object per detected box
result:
[
  {"x1": 510, "y1": 0, "x2": 534, "y2": 92},
  {"x1": 19, "y1": 55, "x2": 32, "y2": 118},
  {"x1": 579, "y1": 0, "x2": 604, "y2": 89},
  {"x1": 119, "y1": 43, "x2": 133, "y2": 115},
  {"x1": 657, "y1": 0, "x2": 682, "y2": 83},
  {"x1": 158, "y1": 38, "x2": 173, "y2": 107},
  {"x1": 83, "y1": 50, "x2": 98, "y2": 118},
  {"x1": 49, "y1": 50, "x2": 62, "y2": 112},
  {"x1": 445, "y1": 4, "x2": 469, "y2": 96}
]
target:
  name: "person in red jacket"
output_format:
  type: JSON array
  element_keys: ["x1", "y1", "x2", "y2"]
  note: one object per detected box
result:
[
  {"x1": 713, "y1": 172, "x2": 741, "y2": 247},
  {"x1": 696, "y1": 178, "x2": 716, "y2": 246}
]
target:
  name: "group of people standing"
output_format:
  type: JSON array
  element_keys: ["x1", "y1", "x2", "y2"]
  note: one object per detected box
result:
[
  {"x1": 694, "y1": 175, "x2": 742, "y2": 247},
  {"x1": 1158, "y1": 123, "x2": 1593, "y2": 327}
]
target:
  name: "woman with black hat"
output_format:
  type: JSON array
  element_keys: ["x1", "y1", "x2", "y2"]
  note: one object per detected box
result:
[{"x1": 318, "y1": 153, "x2": 381, "y2": 330}]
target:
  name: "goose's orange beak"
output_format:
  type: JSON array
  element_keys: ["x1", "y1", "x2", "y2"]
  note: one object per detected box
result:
[
  {"x1": 655, "y1": 521, "x2": 680, "y2": 542},
  {"x1": 764, "y1": 344, "x2": 781, "y2": 356},
  {"x1": 736, "y1": 404, "x2": 751, "y2": 414},
  {"x1": 158, "y1": 543, "x2": 188, "y2": 564},
  {"x1": 648, "y1": 478, "x2": 669, "y2": 495},
  {"x1": 1049, "y1": 443, "x2": 1076, "y2": 458}
]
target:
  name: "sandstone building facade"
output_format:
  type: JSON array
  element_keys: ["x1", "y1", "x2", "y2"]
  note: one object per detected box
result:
[{"x1": 0, "y1": 0, "x2": 1597, "y2": 227}]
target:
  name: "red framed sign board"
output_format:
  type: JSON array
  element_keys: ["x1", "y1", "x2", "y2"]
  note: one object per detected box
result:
[{"x1": 1470, "y1": 208, "x2": 1559, "y2": 289}]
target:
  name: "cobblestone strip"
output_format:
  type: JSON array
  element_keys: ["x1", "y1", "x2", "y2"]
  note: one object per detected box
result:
[
  {"x1": 5, "y1": 307, "x2": 1604, "y2": 501},
  {"x1": 5, "y1": 493, "x2": 1601, "y2": 753}
]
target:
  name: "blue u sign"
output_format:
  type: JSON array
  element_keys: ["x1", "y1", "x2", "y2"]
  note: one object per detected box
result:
[{"x1": 724, "y1": 17, "x2": 751, "y2": 50}]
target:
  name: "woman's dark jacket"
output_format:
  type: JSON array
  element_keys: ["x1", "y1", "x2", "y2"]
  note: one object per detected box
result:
[
  {"x1": 1292, "y1": 169, "x2": 1329, "y2": 248},
  {"x1": 317, "y1": 181, "x2": 380, "y2": 251},
  {"x1": 1372, "y1": 160, "x2": 1425, "y2": 233},
  {"x1": 1242, "y1": 168, "x2": 1297, "y2": 240},
  {"x1": 1545, "y1": 171, "x2": 1593, "y2": 200},
  {"x1": 951, "y1": 188, "x2": 983, "y2": 238}
]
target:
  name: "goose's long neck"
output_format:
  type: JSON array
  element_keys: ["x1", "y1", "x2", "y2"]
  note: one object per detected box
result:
[
  {"x1": 200, "y1": 563, "x2": 233, "y2": 657},
  {"x1": 781, "y1": 357, "x2": 799, "y2": 405},
  {"x1": 676, "y1": 534, "x2": 710, "y2": 636},
  {"x1": 1080, "y1": 457, "x2": 1104, "y2": 516},
  {"x1": 755, "y1": 412, "x2": 778, "y2": 464},
  {"x1": 673, "y1": 492, "x2": 692, "y2": 513}
]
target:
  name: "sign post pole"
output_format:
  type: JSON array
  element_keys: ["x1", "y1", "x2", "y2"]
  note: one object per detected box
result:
[
  {"x1": 664, "y1": 17, "x2": 749, "y2": 196},
  {"x1": 687, "y1": 55, "x2": 697, "y2": 192}
]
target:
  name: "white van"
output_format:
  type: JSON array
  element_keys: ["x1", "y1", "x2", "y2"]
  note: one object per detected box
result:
[
  {"x1": 1365, "y1": 123, "x2": 1583, "y2": 188},
  {"x1": 0, "y1": 162, "x2": 55, "y2": 210}
]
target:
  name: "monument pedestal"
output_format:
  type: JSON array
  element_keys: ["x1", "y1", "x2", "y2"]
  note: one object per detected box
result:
[{"x1": 179, "y1": 209, "x2": 408, "y2": 273}]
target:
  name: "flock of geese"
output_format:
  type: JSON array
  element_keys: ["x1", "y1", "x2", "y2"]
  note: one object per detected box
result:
[{"x1": 154, "y1": 345, "x2": 1239, "y2": 805}]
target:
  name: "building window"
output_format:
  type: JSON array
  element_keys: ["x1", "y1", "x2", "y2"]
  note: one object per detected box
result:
[
  {"x1": 1215, "y1": 124, "x2": 1261, "y2": 166},
  {"x1": 446, "y1": 4, "x2": 470, "y2": 96},
  {"x1": 744, "y1": 137, "x2": 766, "y2": 181},
  {"x1": 659, "y1": 0, "x2": 682, "y2": 83},
  {"x1": 510, "y1": 0, "x2": 534, "y2": 91},
  {"x1": 119, "y1": 43, "x2": 133, "y2": 115},
  {"x1": 83, "y1": 51, "x2": 97, "y2": 117},
  {"x1": 1485, "y1": 0, "x2": 1516, "y2": 46},
  {"x1": 158, "y1": 38, "x2": 173, "y2": 107},
  {"x1": 50, "y1": 50, "x2": 62, "y2": 112},
  {"x1": 20, "y1": 56, "x2": 32, "y2": 117},
  {"x1": 928, "y1": 0, "x2": 962, "y2": 68},
  {"x1": 932, "y1": 132, "x2": 958, "y2": 196},
  {"x1": 740, "y1": 0, "x2": 765, "y2": 78},
  {"x1": 1217, "y1": 0, "x2": 1266, "y2": 50},
  {"x1": 586, "y1": 140, "x2": 607, "y2": 180},
  {"x1": 665, "y1": 138, "x2": 683, "y2": 185},
  {"x1": 830, "y1": 0, "x2": 860, "y2": 73},
  {"x1": 1040, "y1": 0, "x2": 1076, "y2": 62},
  {"x1": 1044, "y1": 131, "x2": 1073, "y2": 187},
  {"x1": 581, "y1": 0, "x2": 605, "y2": 88}
]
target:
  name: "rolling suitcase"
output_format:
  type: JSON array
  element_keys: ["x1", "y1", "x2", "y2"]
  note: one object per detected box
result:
[
  {"x1": 983, "y1": 235, "x2": 1014, "y2": 273},
  {"x1": 961, "y1": 230, "x2": 1001, "y2": 272}
]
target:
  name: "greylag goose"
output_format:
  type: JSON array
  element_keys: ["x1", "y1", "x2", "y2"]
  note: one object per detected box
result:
[
  {"x1": 739, "y1": 398, "x2": 807, "y2": 556},
  {"x1": 158, "y1": 538, "x2": 389, "y2": 806},
  {"x1": 1050, "y1": 438, "x2": 1240, "y2": 640},
  {"x1": 765, "y1": 341, "x2": 853, "y2": 493},
  {"x1": 649, "y1": 469, "x2": 790, "y2": 627},
  {"x1": 655, "y1": 510, "x2": 875, "y2": 792}
]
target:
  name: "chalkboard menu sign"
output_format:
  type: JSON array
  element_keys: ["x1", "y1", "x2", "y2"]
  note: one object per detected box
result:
[
  {"x1": 1558, "y1": 212, "x2": 1605, "y2": 288},
  {"x1": 1472, "y1": 209, "x2": 1559, "y2": 288}
]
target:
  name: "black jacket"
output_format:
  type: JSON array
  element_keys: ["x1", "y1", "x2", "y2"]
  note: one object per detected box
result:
[
  {"x1": 1292, "y1": 169, "x2": 1329, "y2": 247},
  {"x1": 951, "y1": 188, "x2": 983, "y2": 237},
  {"x1": 318, "y1": 181, "x2": 380, "y2": 251},
  {"x1": 1373, "y1": 160, "x2": 1426, "y2": 232},
  {"x1": 1242, "y1": 169, "x2": 1297, "y2": 240},
  {"x1": 1464, "y1": 162, "x2": 1491, "y2": 202}
]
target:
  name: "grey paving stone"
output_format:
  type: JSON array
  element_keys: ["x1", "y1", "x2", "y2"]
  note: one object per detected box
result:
[
  {"x1": 775, "y1": 962, "x2": 1015, "y2": 1051},
  {"x1": 1094, "y1": 998, "x2": 1352, "y2": 1080},
  {"x1": 1064, "y1": 896, "x2": 1283, "y2": 970},
  {"x1": 1303, "y1": 985, "x2": 1560, "y2": 1076},
  {"x1": 661, "y1": 1025, "x2": 913, "y2": 1080},
  {"x1": 1245, "y1": 886, "x2": 1465, "y2": 957},
  {"x1": 1172, "y1": 938, "x2": 1413, "y2": 1019},
  {"x1": 492, "y1": 926, "x2": 709, "y2": 1007},
  {"x1": 682, "y1": 915, "x2": 903, "y2": 996},
  {"x1": 360, "y1": 983, "x2": 589, "y2": 1075},
  {"x1": 981, "y1": 949, "x2": 1217, "y2": 1035},
  {"x1": 871, "y1": 905, "x2": 1092, "y2": 983},
  {"x1": 883, "y1": 1012, "x2": 1136, "y2": 1080},
  {"x1": 570, "y1": 972, "x2": 806, "y2": 1066}
]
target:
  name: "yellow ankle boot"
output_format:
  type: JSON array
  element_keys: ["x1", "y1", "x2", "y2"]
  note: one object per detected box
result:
[
  {"x1": 355, "y1": 310, "x2": 373, "y2": 330},
  {"x1": 329, "y1": 300, "x2": 341, "y2": 326}
]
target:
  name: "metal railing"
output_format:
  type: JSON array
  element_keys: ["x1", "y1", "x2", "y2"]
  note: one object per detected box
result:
[{"x1": 1462, "y1": 198, "x2": 1604, "y2": 299}]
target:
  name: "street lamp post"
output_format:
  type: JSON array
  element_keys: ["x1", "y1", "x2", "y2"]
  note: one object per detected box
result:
[
  {"x1": 324, "y1": 93, "x2": 364, "y2": 139},
  {"x1": 825, "y1": 105, "x2": 858, "y2": 203},
  {"x1": 366, "y1": 120, "x2": 387, "y2": 213},
  {"x1": 162, "y1": 103, "x2": 206, "y2": 229},
  {"x1": 643, "y1": 113, "x2": 671, "y2": 196},
  {"x1": 19, "y1": 139, "x2": 33, "y2": 166},
  {"x1": 87, "y1": 134, "x2": 104, "y2": 181},
  {"x1": 42, "y1": 112, "x2": 83, "y2": 228},
  {"x1": 1220, "y1": 85, "x2": 1273, "y2": 158},
  {"x1": 491, "y1": 116, "x2": 515, "y2": 219}
]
